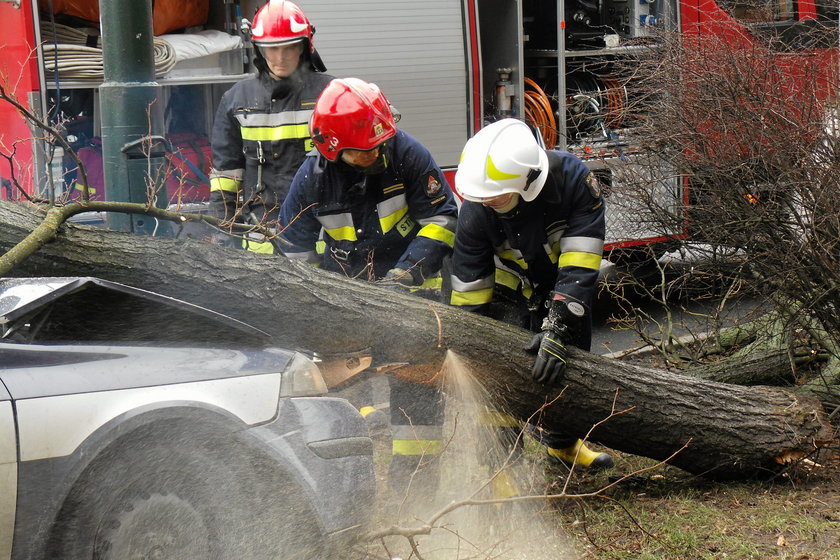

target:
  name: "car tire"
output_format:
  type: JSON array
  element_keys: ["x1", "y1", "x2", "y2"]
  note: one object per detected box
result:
[{"x1": 47, "y1": 422, "x2": 325, "y2": 560}]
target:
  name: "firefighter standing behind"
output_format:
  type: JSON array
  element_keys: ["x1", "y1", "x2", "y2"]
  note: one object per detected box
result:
[
  {"x1": 209, "y1": 0, "x2": 333, "y2": 253},
  {"x1": 451, "y1": 118, "x2": 614, "y2": 470},
  {"x1": 279, "y1": 78, "x2": 459, "y2": 490}
]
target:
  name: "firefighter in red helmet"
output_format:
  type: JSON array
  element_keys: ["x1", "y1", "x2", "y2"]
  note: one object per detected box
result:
[
  {"x1": 209, "y1": 0, "x2": 333, "y2": 253},
  {"x1": 281, "y1": 78, "x2": 457, "y2": 286},
  {"x1": 279, "y1": 78, "x2": 458, "y2": 492}
]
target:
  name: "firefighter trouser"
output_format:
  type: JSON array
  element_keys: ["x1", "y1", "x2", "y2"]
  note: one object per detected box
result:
[
  {"x1": 480, "y1": 415, "x2": 578, "y2": 464},
  {"x1": 340, "y1": 375, "x2": 445, "y2": 492},
  {"x1": 482, "y1": 291, "x2": 594, "y2": 451},
  {"x1": 388, "y1": 377, "x2": 446, "y2": 492}
]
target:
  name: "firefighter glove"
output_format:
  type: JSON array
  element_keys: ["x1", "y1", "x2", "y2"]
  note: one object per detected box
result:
[
  {"x1": 544, "y1": 292, "x2": 589, "y2": 332},
  {"x1": 383, "y1": 267, "x2": 420, "y2": 289},
  {"x1": 524, "y1": 328, "x2": 570, "y2": 385},
  {"x1": 524, "y1": 292, "x2": 589, "y2": 385}
]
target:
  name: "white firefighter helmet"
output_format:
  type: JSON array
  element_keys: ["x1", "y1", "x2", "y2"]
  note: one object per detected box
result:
[{"x1": 455, "y1": 118, "x2": 549, "y2": 203}]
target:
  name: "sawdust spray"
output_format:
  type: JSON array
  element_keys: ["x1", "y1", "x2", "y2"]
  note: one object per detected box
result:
[{"x1": 367, "y1": 350, "x2": 577, "y2": 560}]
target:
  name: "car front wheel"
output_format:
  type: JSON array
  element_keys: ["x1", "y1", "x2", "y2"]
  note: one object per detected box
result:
[{"x1": 48, "y1": 423, "x2": 325, "y2": 560}]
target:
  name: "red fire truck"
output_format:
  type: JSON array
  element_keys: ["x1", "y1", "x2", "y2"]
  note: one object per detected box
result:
[{"x1": 0, "y1": 0, "x2": 836, "y2": 249}]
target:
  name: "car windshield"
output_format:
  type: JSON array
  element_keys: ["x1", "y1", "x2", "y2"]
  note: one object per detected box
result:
[{"x1": 0, "y1": 277, "x2": 272, "y2": 348}]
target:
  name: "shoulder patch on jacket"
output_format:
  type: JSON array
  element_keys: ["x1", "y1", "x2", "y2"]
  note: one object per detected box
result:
[
  {"x1": 585, "y1": 172, "x2": 601, "y2": 198},
  {"x1": 425, "y1": 172, "x2": 443, "y2": 197}
]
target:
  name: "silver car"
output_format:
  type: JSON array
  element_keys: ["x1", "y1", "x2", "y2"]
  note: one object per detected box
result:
[{"x1": 0, "y1": 277, "x2": 375, "y2": 560}]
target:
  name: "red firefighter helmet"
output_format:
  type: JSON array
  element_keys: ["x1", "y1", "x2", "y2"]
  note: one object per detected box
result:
[
  {"x1": 248, "y1": 0, "x2": 326, "y2": 72},
  {"x1": 251, "y1": 0, "x2": 314, "y2": 49},
  {"x1": 310, "y1": 78, "x2": 398, "y2": 161}
]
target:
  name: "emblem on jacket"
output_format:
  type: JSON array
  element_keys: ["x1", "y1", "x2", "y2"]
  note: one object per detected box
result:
[
  {"x1": 425, "y1": 173, "x2": 443, "y2": 197},
  {"x1": 585, "y1": 172, "x2": 601, "y2": 198}
]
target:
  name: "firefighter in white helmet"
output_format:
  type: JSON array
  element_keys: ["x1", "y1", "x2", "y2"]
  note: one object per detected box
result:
[
  {"x1": 451, "y1": 118, "x2": 613, "y2": 471},
  {"x1": 208, "y1": 0, "x2": 333, "y2": 253}
]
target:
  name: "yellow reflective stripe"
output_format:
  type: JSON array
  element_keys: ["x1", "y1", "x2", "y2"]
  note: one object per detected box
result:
[
  {"x1": 242, "y1": 239, "x2": 275, "y2": 254},
  {"x1": 315, "y1": 240, "x2": 326, "y2": 255},
  {"x1": 522, "y1": 283, "x2": 533, "y2": 299},
  {"x1": 73, "y1": 183, "x2": 97, "y2": 194},
  {"x1": 417, "y1": 223, "x2": 455, "y2": 247},
  {"x1": 478, "y1": 411, "x2": 520, "y2": 427},
  {"x1": 379, "y1": 206, "x2": 408, "y2": 233},
  {"x1": 210, "y1": 176, "x2": 240, "y2": 193},
  {"x1": 558, "y1": 251, "x2": 602, "y2": 270},
  {"x1": 411, "y1": 277, "x2": 443, "y2": 291},
  {"x1": 324, "y1": 227, "x2": 357, "y2": 242},
  {"x1": 547, "y1": 242, "x2": 560, "y2": 264},
  {"x1": 392, "y1": 439, "x2": 443, "y2": 456},
  {"x1": 451, "y1": 287, "x2": 493, "y2": 306},
  {"x1": 495, "y1": 268, "x2": 520, "y2": 291},
  {"x1": 498, "y1": 249, "x2": 528, "y2": 269},
  {"x1": 359, "y1": 406, "x2": 377, "y2": 418},
  {"x1": 496, "y1": 268, "x2": 533, "y2": 298},
  {"x1": 240, "y1": 123, "x2": 310, "y2": 141},
  {"x1": 487, "y1": 156, "x2": 520, "y2": 181}
]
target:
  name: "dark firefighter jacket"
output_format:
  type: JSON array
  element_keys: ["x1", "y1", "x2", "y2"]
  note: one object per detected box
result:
[
  {"x1": 279, "y1": 130, "x2": 458, "y2": 284},
  {"x1": 209, "y1": 67, "x2": 334, "y2": 223},
  {"x1": 450, "y1": 150, "x2": 605, "y2": 332}
]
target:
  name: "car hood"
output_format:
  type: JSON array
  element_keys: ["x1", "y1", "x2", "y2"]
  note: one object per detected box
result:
[{"x1": 0, "y1": 342, "x2": 296, "y2": 400}]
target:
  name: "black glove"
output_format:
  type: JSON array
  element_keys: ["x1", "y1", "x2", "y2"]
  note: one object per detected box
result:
[
  {"x1": 523, "y1": 292, "x2": 589, "y2": 385},
  {"x1": 524, "y1": 328, "x2": 570, "y2": 385},
  {"x1": 382, "y1": 268, "x2": 420, "y2": 290}
]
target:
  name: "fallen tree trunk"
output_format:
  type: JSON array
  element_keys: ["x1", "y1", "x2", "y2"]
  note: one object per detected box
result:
[{"x1": 1, "y1": 200, "x2": 835, "y2": 479}]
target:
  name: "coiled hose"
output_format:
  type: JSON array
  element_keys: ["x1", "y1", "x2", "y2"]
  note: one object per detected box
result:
[
  {"x1": 524, "y1": 77, "x2": 557, "y2": 148},
  {"x1": 40, "y1": 22, "x2": 177, "y2": 81}
]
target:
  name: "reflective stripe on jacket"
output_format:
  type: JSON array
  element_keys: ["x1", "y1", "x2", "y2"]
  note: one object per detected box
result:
[
  {"x1": 279, "y1": 130, "x2": 458, "y2": 280},
  {"x1": 209, "y1": 68, "x2": 333, "y2": 222},
  {"x1": 450, "y1": 150, "x2": 605, "y2": 313}
]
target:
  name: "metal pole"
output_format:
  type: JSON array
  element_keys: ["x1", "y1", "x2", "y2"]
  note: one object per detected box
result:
[{"x1": 99, "y1": 0, "x2": 168, "y2": 234}]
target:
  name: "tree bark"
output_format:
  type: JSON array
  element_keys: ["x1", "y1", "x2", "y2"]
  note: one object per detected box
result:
[
  {"x1": 1, "y1": 200, "x2": 835, "y2": 479},
  {"x1": 690, "y1": 349, "x2": 796, "y2": 385}
]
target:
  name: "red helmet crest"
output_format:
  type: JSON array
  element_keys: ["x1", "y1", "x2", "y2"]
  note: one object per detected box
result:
[
  {"x1": 251, "y1": 0, "x2": 314, "y2": 51},
  {"x1": 310, "y1": 78, "x2": 398, "y2": 161}
]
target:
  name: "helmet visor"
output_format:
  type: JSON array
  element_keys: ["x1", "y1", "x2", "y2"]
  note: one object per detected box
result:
[
  {"x1": 341, "y1": 142, "x2": 388, "y2": 174},
  {"x1": 253, "y1": 36, "x2": 306, "y2": 48}
]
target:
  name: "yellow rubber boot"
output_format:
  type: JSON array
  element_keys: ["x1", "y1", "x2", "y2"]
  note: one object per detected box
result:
[
  {"x1": 491, "y1": 467, "x2": 520, "y2": 501},
  {"x1": 547, "y1": 439, "x2": 614, "y2": 470}
]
